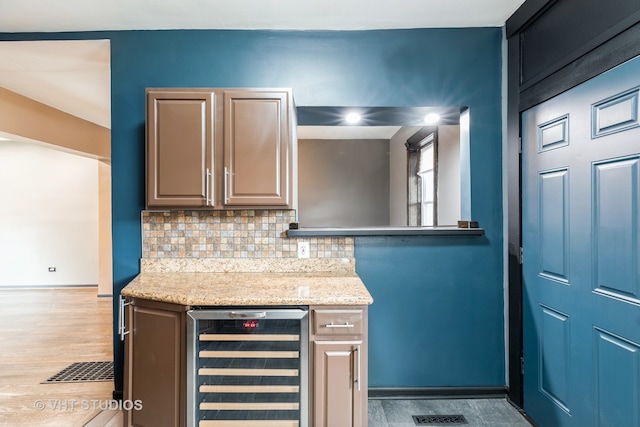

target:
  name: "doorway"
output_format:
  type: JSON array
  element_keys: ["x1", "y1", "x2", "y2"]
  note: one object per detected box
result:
[
  {"x1": 0, "y1": 39, "x2": 112, "y2": 294},
  {"x1": 522, "y1": 55, "x2": 640, "y2": 427},
  {"x1": 0, "y1": 140, "x2": 110, "y2": 291},
  {"x1": 0, "y1": 40, "x2": 115, "y2": 423}
]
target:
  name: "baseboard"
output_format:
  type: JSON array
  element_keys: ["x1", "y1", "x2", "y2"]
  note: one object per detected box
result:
[
  {"x1": 0, "y1": 284, "x2": 98, "y2": 289},
  {"x1": 84, "y1": 408, "x2": 121, "y2": 427},
  {"x1": 368, "y1": 386, "x2": 508, "y2": 400},
  {"x1": 506, "y1": 397, "x2": 537, "y2": 426}
]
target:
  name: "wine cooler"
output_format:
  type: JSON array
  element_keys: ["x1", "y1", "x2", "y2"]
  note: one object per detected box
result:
[{"x1": 187, "y1": 308, "x2": 309, "y2": 427}]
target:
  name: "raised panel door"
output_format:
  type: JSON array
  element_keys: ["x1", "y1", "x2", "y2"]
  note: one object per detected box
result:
[
  {"x1": 124, "y1": 299, "x2": 186, "y2": 427},
  {"x1": 313, "y1": 341, "x2": 364, "y2": 427},
  {"x1": 146, "y1": 90, "x2": 215, "y2": 208},
  {"x1": 223, "y1": 90, "x2": 291, "y2": 207},
  {"x1": 522, "y1": 55, "x2": 640, "y2": 427}
]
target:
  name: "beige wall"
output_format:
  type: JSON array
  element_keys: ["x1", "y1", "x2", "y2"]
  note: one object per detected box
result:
[
  {"x1": 0, "y1": 86, "x2": 112, "y2": 293},
  {"x1": 0, "y1": 141, "x2": 99, "y2": 287},
  {"x1": 0, "y1": 86, "x2": 109, "y2": 160},
  {"x1": 98, "y1": 161, "x2": 113, "y2": 295}
]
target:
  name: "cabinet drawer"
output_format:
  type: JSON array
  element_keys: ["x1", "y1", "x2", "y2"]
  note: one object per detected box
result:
[{"x1": 313, "y1": 309, "x2": 363, "y2": 336}]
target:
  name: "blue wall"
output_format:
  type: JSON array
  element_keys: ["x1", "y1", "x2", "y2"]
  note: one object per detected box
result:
[{"x1": 0, "y1": 28, "x2": 504, "y2": 391}]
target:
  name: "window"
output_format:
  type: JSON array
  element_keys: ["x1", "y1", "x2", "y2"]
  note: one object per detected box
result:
[
  {"x1": 407, "y1": 128, "x2": 437, "y2": 226},
  {"x1": 418, "y1": 140, "x2": 435, "y2": 226}
]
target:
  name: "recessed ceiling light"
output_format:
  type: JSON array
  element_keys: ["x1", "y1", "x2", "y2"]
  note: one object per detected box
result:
[
  {"x1": 424, "y1": 113, "x2": 441, "y2": 125},
  {"x1": 345, "y1": 113, "x2": 361, "y2": 124}
]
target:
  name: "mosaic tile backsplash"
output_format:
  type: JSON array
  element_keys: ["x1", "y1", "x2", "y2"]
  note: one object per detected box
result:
[{"x1": 142, "y1": 210, "x2": 354, "y2": 259}]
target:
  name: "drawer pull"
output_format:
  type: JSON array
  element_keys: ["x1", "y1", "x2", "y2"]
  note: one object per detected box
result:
[
  {"x1": 324, "y1": 322, "x2": 354, "y2": 328},
  {"x1": 355, "y1": 344, "x2": 361, "y2": 391}
]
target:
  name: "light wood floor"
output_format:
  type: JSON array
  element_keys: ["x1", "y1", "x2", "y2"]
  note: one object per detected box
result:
[{"x1": 0, "y1": 287, "x2": 121, "y2": 427}]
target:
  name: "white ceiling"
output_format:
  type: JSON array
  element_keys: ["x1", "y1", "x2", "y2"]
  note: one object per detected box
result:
[
  {"x1": 0, "y1": 40, "x2": 111, "y2": 129},
  {"x1": 1, "y1": 0, "x2": 525, "y2": 32},
  {"x1": 0, "y1": 0, "x2": 525, "y2": 133}
]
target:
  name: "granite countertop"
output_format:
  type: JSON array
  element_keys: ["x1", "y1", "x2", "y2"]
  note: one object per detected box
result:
[{"x1": 121, "y1": 271, "x2": 374, "y2": 306}]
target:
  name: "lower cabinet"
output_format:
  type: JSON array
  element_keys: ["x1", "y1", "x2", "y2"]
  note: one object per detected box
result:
[
  {"x1": 123, "y1": 298, "x2": 187, "y2": 427},
  {"x1": 123, "y1": 300, "x2": 368, "y2": 427},
  {"x1": 311, "y1": 306, "x2": 368, "y2": 427}
]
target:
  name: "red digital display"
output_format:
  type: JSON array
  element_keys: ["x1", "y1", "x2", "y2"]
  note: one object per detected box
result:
[{"x1": 243, "y1": 320, "x2": 258, "y2": 329}]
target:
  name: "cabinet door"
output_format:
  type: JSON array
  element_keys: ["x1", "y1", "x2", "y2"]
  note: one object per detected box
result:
[
  {"x1": 313, "y1": 341, "x2": 364, "y2": 427},
  {"x1": 146, "y1": 90, "x2": 215, "y2": 208},
  {"x1": 124, "y1": 300, "x2": 186, "y2": 427},
  {"x1": 223, "y1": 90, "x2": 291, "y2": 207}
]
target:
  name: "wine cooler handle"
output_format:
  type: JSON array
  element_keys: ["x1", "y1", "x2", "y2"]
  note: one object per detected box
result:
[{"x1": 229, "y1": 311, "x2": 267, "y2": 318}]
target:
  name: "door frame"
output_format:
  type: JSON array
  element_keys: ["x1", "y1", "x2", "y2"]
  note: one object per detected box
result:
[{"x1": 505, "y1": 0, "x2": 640, "y2": 407}]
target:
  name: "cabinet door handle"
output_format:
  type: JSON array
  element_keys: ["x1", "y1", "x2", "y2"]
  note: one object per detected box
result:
[
  {"x1": 205, "y1": 168, "x2": 212, "y2": 206},
  {"x1": 355, "y1": 344, "x2": 361, "y2": 391},
  {"x1": 324, "y1": 322, "x2": 354, "y2": 328},
  {"x1": 224, "y1": 167, "x2": 230, "y2": 204},
  {"x1": 118, "y1": 295, "x2": 131, "y2": 341}
]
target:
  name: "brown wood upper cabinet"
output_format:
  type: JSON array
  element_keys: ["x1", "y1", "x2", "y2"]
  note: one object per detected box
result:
[
  {"x1": 146, "y1": 88, "x2": 294, "y2": 209},
  {"x1": 223, "y1": 90, "x2": 291, "y2": 206},
  {"x1": 146, "y1": 90, "x2": 215, "y2": 208}
]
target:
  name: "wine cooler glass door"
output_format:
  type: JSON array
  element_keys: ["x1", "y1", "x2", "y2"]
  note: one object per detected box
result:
[{"x1": 187, "y1": 308, "x2": 309, "y2": 427}]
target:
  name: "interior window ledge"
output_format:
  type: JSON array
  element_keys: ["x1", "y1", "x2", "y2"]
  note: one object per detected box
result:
[{"x1": 286, "y1": 226, "x2": 485, "y2": 237}]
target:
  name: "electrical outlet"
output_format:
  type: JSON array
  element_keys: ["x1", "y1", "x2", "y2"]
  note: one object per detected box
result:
[
  {"x1": 48, "y1": 267, "x2": 56, "y2": 272},
  {"x1": 297, "y1": 242, "x2": 310, "y2": 258}
]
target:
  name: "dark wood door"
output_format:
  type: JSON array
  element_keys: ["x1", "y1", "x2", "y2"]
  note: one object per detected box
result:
[{"x1": 522, "y1": 56, "x2": 640, "y2": 427}]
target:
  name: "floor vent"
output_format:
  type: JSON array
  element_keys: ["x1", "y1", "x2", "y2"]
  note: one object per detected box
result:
[
  {"x1": 43, "y1": 361, "x2": 113, "y2": 383},
  {"x1": 412, "y1": 414, "x2": 468, "y2": 425}
]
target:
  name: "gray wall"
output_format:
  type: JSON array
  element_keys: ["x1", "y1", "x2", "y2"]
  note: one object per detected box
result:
[{"x1": 298, "y1": 138, "x2": 390, "y2": 227}]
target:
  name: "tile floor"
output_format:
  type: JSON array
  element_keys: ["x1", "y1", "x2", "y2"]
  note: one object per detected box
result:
[
  {"x1": 88, "y1": 398, "x2": 534, "y2": 427},
  {"x1": 369, "y1": 397, "x2": 534, "y2": 427}
]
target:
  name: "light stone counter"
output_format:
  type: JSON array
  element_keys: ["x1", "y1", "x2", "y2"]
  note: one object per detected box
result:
[{"x1": 121, "y1": 258, "x2": 373, "y2": 306}]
